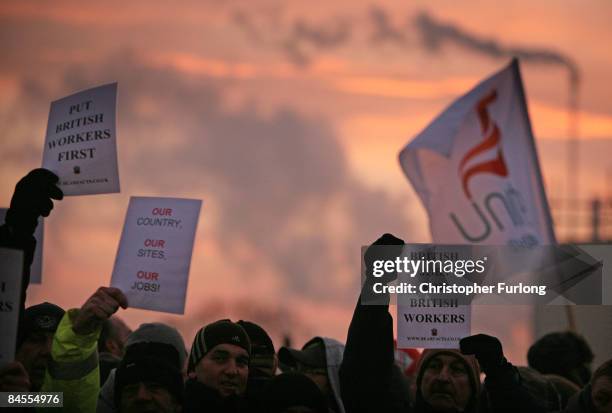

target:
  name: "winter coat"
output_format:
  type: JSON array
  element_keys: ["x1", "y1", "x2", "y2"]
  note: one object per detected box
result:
[
  {"x1": 563, "y1": 385, "x2": 596, "y2": 413},
  {"x1": 96, "y1": 368, "x2": 116, "y2": 413},
  {"x1": 339, "y1": 293, "x2": 412, "y2": 413},
  {"x1": 41, "y1": 309, "x2": 101, "y2": 413},
  {"x1": 183, "y1": 378, "x2": 250, "y2": 413}
]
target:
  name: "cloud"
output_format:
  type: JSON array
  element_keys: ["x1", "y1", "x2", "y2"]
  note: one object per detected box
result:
[{"x1": 6, "y1": 49, "x2": 412, "y2": 312}]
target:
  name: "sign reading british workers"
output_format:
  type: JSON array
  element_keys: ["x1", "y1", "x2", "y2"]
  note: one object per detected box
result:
[
  {"x1": 42, "y1": 83, "x2": 120, "y2": 195},
  {"x1": 397, "y1": 59, "x2": 556, "y2": 348},
  {"x1": 0, "y1": 208, "x2": 43, "y2": 284},
  {"x1": 0, "y1": 248, "x2": 23, "y2": 368},
  {"x1": 111, "y1": 197, "x2": 201, "y2": 314}
]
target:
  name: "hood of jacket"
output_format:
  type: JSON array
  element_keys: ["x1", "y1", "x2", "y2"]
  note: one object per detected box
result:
[{"x1": 310, "y1": 337, "x2": 346, "y2": 413}]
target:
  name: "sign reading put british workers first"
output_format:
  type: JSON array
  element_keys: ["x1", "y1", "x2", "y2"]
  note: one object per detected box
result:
[
  {"x1": 397, "y1": 59, "x2": 556, "y2": 348},
  {"x1": 0, "y1": 248, "x2": 23, "y2": 368},
  {"x1": 42, "y1": 83, "x2": 120, "y2": 195},
  {"x1": 111, "y1": 197, "x2": 202, "y2": 314}
]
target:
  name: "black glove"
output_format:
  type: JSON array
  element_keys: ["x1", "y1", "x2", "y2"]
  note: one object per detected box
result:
[
  {"x1": 5, "y1": 169, "x2": 63, "y2": 236},
  {"x1": 460, "y1": 334, "x2": 505, "y2": 375},
  {"x1": 364, "y1": 233, "x2": 405, "y2": 285}
]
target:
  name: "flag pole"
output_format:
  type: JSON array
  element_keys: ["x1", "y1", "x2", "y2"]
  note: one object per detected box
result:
[{"x1": 511, "y1": 58, "x2": 576, "y2": 332}]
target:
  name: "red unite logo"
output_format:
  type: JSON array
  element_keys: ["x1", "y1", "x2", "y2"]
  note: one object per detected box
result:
[{"x1": 459, "y1": 90, "x2": 508, "y2": 199}]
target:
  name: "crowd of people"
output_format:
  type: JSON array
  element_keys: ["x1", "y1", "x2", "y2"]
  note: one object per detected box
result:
[{"x1": 1, "y1": 169, "x2": 611, "y2": 413}]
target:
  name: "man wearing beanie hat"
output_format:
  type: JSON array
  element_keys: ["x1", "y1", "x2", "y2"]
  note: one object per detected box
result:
[
  {"x1": 413, "y1": 348, "x2": 481, "y2": 412},
  {"x1": 184, "y1": 319, "x2": 251, "y2": 413},
  {"x1": 98, "y1": 322, "x2": 189, "y2": 413},
  {"x1": 12, "y1": 302, "x2": 65, "y2": 391},
  {"x1": 114, "y1": 342, "x2": 183, "y2": 413}
]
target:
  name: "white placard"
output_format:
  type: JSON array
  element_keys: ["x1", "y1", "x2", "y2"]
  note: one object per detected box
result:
[
  {"x1": 0, "y1": 209, "x2": 43, "y2": 284},
  {"x1": 111, "y1": 197, "x2": 201, "y2": 314},
  {"x1": 397, "y1": 304, "x2": 471, "y2": 349},
  {"x1": 0, "y1": 248, "x2": 24, "y2": 368},
  {"x1": 42, "y1": 83, "x2": 120, "y2": 195}
]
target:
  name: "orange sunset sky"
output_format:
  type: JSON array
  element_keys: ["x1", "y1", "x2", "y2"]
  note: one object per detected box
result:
[{"x1": 1, "y1": 0, "x2": 611, "y2": 364}]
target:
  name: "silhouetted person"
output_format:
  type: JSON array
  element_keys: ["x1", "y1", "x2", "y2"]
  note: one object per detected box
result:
[
  {"x1": 528, "y1": 331, "x2": 595, "y2": 387},
  {"x1": 0, "y1": 169, "x2": 62, "y2": 311}
]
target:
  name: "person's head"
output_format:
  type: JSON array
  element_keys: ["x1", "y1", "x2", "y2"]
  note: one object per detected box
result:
[
  {"x1": 114, "y1": 342, "x2": 183, "y2": 413},
  {"x1": 591, "y1": 359, "x2": 612, "y2": 413},
  {"x1": 15, "y1": 302, "x2": 64, "y2": 391},
  {"x1": 188, "y1": 319, "x2": 251, "y2": 397},
  {"x1": 126, "y1": 322, "x2": 188, "y2": 374},
  {"x1": 262, "y1": 372, "x2": 328, "y2": 413},
  {"x1": 99, "y1": 316, "x2": 132, "y2": 357},
  {"x1": 528, "y1": 331, "x2": 594, "y2": 386},
  {"x1": 237, "y1": 320, "x2": 277, "y2": 378},
  {"x1": 416, "y1": 349, "x2": 480, "y2": 413},
  {"x1": 279, "y1": 338, "x2": 329, "y2": 397}
]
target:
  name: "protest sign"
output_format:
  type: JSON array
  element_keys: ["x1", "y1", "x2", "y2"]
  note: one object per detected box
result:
[
  {"x1": 0, "y1": 248, "x2": 24, "y2": 368},
  {"x1": 398, "y1": 304, "x2": 471, "y2": 349},
  {"x1": 0, "y1": 208, "x2": 43, "y2": 284},
  {"x1": 42, "y1": 83, "x2": 120, "y2": 195},
  {"x1": 397, "y1": 59, "x2": 555, "y2": 348},
  {"x1": 111, "y1": 197, "x2": 201, "y2": 314}
]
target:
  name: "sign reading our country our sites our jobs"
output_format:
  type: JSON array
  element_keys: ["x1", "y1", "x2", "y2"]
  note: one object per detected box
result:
[
  {"x1": 111, "y1": 197, "x2": 201, "y2": 314},
  {"x1": 42, "y1": 83, "x2": 120, "y2": 195}
]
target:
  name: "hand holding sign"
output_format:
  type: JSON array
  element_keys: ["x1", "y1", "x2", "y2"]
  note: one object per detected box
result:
[
  {"x1": 72, "y1": 287, "x2": 128, "y2": 335},
  {"x1": 6, "y1": 169, "x2": 63, "y2": 236},
  {"x1": 0, "y1": 361, "x2": 30, "y2": 392},
  {"x1": 460, "y1": 334, "x2": 505, "y2": 375},
  {"x1": 364, "y1": 233, "x2": 405, "y2": 284}
]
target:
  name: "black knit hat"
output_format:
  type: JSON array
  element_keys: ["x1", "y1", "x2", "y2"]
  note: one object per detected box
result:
[
  {"x1": 237, "y1": 320, "x2": 274, "y2": 355},
  {"x1": 188, "y1": 319, "x2": 251, "y2": 372},
  {"x1": 17, "y1": 302, "x2": 65, "y2": 348},
  {"x1": 114, "y1": 342, "x2": 183, "y2": 407}
]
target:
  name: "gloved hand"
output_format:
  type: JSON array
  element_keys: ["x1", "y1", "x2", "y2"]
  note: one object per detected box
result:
[
  {"x1": 460, "y1": 334, "x2": 506, "y2": 375},
  {"x1": 5, "y1": 169, "x2": 63, "y2": 236},
  {"x1": 364, "y1": 233, "x2": 405, "y2": 285}
]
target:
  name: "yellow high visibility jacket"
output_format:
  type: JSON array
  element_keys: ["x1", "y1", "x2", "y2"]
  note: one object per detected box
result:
[{"x1": 42, "y1": 309, "x2": 101, "y2": 413}]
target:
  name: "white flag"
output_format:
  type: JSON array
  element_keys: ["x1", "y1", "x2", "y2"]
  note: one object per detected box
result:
[
  {"x1": 396, "y1": 59, "x2": 555, "y2": 348},
  {"x1": 399, "y1": 59, "x2": 554, "y2": 245},
  {"x1": 42, "y1": 83, "x2": 120, "y2": 195}
]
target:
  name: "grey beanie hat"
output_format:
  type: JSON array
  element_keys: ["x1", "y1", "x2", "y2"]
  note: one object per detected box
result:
[{"x1": 126, "y1": 322, "x2": 187, "y2": 369}]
